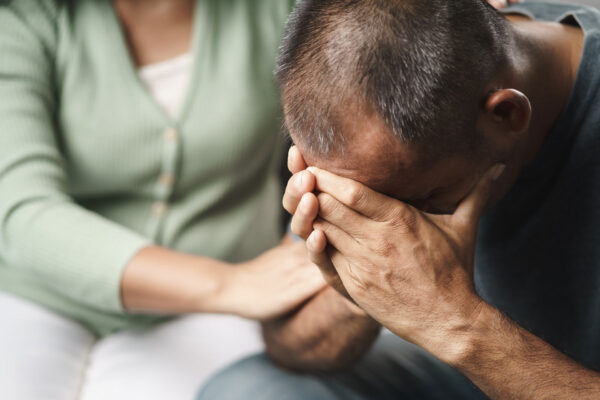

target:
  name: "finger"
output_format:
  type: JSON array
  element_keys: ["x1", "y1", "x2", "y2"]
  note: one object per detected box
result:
[
  {"x1": 327, "y1": 247, "x2": 354, "y2": 301},
  {"x1": 306, "y1": 231, "x2": 352, "y2": 299},
  {"x1": 308, "y1": 167, "x2": 406, "y2": 222},
  {"x1": 313, "y1": 218, "x2": 360, "y2": 254},
  {"x1": 452, "y1": 163, "x2": 506, "y2": 233},
  {"x1": 290, "y1": 192, "x2": 319, "y2": 240},
  {"x1": 306, "y1": 230, "x2": 338, "y2": 285},
  {"x1": 287, "y1": 146, "x2": 307, "y2": 174},
  {"x1": 282, "y1": 170, "x2": 316, "y2": 214},
  {"x1": 317, "y1": 192, "x2": 371, "y2": 239}
]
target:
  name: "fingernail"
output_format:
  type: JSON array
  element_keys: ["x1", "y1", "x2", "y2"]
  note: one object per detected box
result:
[
  {"x1": 307, "y1": 166, "x2": 317, "y2": 174},
  {"x1": 492, "y1": 164, "x2": 506, "y2": 180}
]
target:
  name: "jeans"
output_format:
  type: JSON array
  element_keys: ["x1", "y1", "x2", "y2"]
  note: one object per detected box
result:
[{"x1": 197, "y1": 331, "x2": 489, "y2": 400}]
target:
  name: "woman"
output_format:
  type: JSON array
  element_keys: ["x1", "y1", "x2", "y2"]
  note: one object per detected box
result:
[{"x1": 0, "y1": 0, "x2": 324, "y2": 399}]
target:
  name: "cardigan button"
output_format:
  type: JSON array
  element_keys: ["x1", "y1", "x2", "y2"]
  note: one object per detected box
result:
[
  {"x1": 163, "y1": 127, "x2": 179, "y2": 142},
  {"x1": 158, "y1": 173, "x2": 174, "y2": 187}
]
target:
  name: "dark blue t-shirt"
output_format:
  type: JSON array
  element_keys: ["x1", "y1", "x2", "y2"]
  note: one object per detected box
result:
[{"x1": 475, "y1": 2, "x2": 600, "y2": 370}]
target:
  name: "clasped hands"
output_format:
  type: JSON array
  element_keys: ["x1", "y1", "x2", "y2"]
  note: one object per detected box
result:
[{"x1": 284, "y1": 146, "x2": 505, "y2": 358}]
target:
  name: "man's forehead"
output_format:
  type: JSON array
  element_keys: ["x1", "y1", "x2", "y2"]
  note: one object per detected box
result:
[
  {"x1": 289, "y1": 100, "x2": 429, "y2": 197},
  {"x1": 300, "y1": 139, "x2": 425, "y2": 198}
]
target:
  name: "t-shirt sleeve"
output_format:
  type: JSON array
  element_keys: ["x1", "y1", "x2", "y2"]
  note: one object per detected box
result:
[{"x1": 0, "y1": 2, "x2": 151, "y2": 313}]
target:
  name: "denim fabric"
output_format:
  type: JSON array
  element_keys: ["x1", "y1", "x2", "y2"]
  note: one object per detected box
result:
[{"x1": 197, "y1": 333, "x2": 488, "y2": 400}]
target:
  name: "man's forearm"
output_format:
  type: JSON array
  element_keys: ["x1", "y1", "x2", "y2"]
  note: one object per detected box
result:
[
  {"x1": 441, "y1": 301, "x2": 600, "y2": 400},
  {"x1": 262, "y1": 287, "x2": 381, "y2": 373}
]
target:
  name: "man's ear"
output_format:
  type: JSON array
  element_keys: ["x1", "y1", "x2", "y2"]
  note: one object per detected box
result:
[{"x1": 479, "y1": 88, "x2": 532, "y2": 142}]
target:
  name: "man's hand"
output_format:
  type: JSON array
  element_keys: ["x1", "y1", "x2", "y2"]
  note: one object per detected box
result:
[
  {"x1": 287, "y1": 159, "x2": 505, "y2": 360},
  {"x1": 220, "y1": 241, "x2": 327, "y2": 321},
  {"x1": 284, "y1": 147, "x2": 600, "y2": 399},
  {"x1": 259, "y1": 146, "x2": 380, "y2": 374}
]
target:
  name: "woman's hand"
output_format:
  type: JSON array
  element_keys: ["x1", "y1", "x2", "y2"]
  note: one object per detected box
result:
[
  {"x1": 121, "y1": 236, "x2": 325, "y2": 320},
  {"x1": 219, "y1": 242, "x2": 327, "y2": 321}
]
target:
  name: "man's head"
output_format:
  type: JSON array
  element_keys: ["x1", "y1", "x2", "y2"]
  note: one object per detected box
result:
[{"x1": 277, "y1": 0, "x2": 533, "y2": 213}]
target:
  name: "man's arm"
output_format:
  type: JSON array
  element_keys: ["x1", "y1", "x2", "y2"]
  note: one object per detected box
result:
[
  {"x1": 295, "y1": 166, "x2": 600, "y2": 399},
  {"x1": 262, "y1": 286, "x2": 381, "y2": 373},
  {"x1": 447, "y1": 302, "x2": 600, "y2": 400}
]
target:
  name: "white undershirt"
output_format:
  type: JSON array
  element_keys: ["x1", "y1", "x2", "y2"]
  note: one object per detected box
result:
[{"x1": 138, "y1": 52, "x2": 193, "y2": 119}]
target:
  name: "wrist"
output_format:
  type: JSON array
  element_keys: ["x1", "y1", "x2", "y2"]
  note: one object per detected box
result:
[
  {"x1": 121, "y1": 246, "x2": 235, "y2": 314},
  {"x1": 184, "y1": 257, "x2": 243, "y2": 316},
  {"x1": 434, "y1": 299, "x2": 498, "y2": 369},
  {"x1": 205, "y1": 261, "x2": 246, "y2": 316},
  {"x1": 397, "y1": 295, "x2": 495, "y2": 368}
]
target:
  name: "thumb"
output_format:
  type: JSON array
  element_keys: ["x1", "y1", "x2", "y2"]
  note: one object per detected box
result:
[{"x1": 452, "y1": 163, "x2": 506, "y2": 233}]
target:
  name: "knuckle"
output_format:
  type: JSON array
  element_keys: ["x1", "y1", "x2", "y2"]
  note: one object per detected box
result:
[
  {"x1": 283, "y1": 194, "x2": 300, "y2": 215},
  {"x1": 374, "y1": 239, "x2": 396, "y2": 258},
  {"x1": 289, "y1": 173, "x2": 306, "y2": 196},
  {"x1": 389, "y1": 205, "x2": 418, "y2": 234},
  {"x1": 317, "y1": 193, "x2": 338, "y2": 215},
  {"x1": 343, "y1": 184, "x2": 365, "y2": 208},
  {"x1": 312, "y1": 219, "x2": 328, "y2": 233},
  {"x1": 291, "y1": 216, "x2": 309, "y2": 237}
]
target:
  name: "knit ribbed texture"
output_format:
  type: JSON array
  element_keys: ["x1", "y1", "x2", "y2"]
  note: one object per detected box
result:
[{"x1": 0, "y1": 0, "x2": 295, "y2": 336}]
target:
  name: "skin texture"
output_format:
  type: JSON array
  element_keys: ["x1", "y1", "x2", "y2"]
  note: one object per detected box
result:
[
  {"x1": 114, "y1": 0, "x2": 195, "y2": 67},
  {"x1": 283, "y1": 12, "x2": 600, "y2": 400},
  {"x1": 116, "y1": 0, "x2": 327, "y2": 321}
]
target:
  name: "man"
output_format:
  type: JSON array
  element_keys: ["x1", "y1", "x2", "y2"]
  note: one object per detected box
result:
[{"x1": 198, "y1": 1, "x2": 600, "y2": 399}]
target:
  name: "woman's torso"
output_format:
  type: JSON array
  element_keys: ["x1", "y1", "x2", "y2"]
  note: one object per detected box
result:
[{"x1": 0, "y1": 0, "x2": 295, "y2": 335}]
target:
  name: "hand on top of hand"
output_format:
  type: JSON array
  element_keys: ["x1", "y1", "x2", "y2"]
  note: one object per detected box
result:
[
  {"x1": 221, "y1": 240, "x2": 327, "y2": 321},
  {"x1": 283, "y1": 146, "x2": 505, "y2": 360}
]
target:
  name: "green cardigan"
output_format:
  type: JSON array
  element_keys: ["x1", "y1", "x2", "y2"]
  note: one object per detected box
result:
[{"x1": 0, "y1": 0, "x2": 294, "y2": 336}]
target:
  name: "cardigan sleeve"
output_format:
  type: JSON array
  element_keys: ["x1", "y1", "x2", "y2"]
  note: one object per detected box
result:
[{"x1": 0, "y1": 2, "x2": 151, "y2": 312}]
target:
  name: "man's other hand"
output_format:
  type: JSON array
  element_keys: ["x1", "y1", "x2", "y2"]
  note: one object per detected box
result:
[{"x1": 286, "y1": 155, "x2": 506, "y2": 362}]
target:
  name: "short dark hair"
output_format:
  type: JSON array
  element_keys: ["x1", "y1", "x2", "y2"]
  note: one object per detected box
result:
[{"x1": 276, "y1": 0, "x2": 510, "y2": 157}]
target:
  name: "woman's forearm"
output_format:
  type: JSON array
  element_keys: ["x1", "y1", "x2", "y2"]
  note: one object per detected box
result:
[
  {"x1": 121, "y1": 245, "x2": 231, "y2": 314},
  {"x1": 120, "y1": 242, "x2": 327, "y2": 320}
]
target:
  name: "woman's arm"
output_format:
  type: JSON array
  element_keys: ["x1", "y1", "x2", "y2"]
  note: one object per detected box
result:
[
  {"x1": 122, "y1": 243, "x2": 326, "y2": 320},
  {"x1": 0, "y1": 2, "x2": 324, "y2": 319}
]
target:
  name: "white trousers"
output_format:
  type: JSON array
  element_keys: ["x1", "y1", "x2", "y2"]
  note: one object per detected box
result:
[{"x1": 0, "y1": 291, "x2": 264, "y2": 400}]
